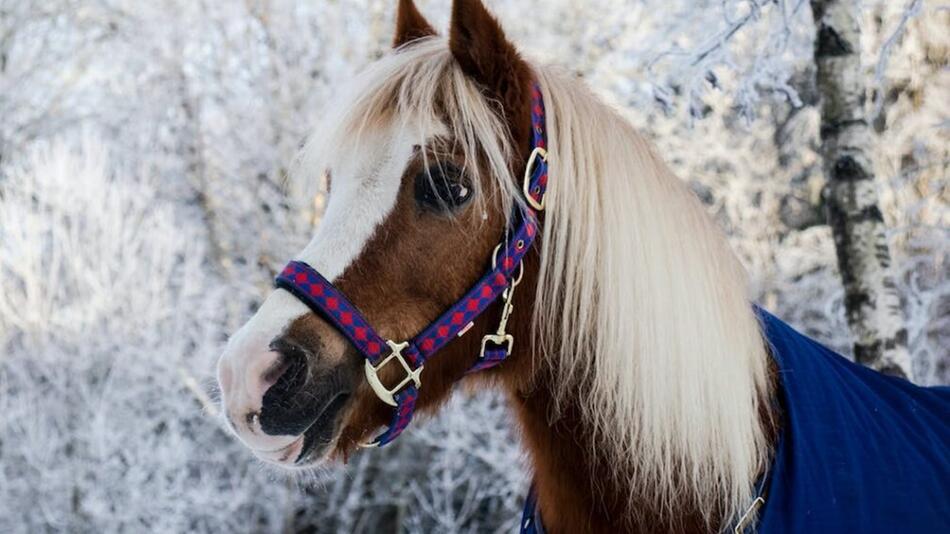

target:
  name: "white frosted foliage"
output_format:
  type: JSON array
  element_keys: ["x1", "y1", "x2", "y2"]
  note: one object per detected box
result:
[{"x1": 0, "y1": 0, "x2": 945, "y2": 532}]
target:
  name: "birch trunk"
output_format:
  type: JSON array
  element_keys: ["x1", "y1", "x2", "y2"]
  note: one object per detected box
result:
[{"x1": 810, "y1": 0, "x2": 912, "y2": 379}]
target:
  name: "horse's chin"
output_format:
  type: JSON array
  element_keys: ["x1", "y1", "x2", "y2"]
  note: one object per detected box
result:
[
  {"x1": 290, "y1": 423, "x2": 340, "y2": 467},
  {"x1": 251, "y1": 431, "x2": 341, "y2": 470}
]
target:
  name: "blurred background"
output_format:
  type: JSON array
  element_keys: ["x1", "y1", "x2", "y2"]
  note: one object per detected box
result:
[{"x1": 0, "y1": 0, "x2": 946, "y2": 532}]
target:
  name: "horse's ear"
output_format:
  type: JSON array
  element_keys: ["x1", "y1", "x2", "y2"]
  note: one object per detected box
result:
[
  {"x1": 394, "y1": 0, "x2": 436, "y2": 48},
  {"x1": 449, "y1": 0, "x2": 532, "y2": 147},
  {"x1": 450, "y1": 0, "x2": 523, "y2": 87}
]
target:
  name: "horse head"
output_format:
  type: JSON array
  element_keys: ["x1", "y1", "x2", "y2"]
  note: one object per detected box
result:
[{"x1": 216, "y1": 0, "x2": 537, "y2": 467}]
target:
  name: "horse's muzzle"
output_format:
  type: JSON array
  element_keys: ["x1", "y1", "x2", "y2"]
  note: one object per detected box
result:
[{"x1": 217, "y1": 331, "x2": 356, "y2": 467}]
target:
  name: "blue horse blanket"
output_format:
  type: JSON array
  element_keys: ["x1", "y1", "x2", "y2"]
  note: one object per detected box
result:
[{"x1": 755, "y1": 310, "x2": 950, "y2": 533}]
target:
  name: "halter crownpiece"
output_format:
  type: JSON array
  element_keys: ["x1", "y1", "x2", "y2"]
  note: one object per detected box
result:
[{"x1": 275, "y1": 83, "x2": 549, "y2": 447}]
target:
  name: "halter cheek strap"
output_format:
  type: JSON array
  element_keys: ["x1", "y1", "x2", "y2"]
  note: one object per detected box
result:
[{"x1": 274, "y1": 83, "x2": 548, "y2": 447}]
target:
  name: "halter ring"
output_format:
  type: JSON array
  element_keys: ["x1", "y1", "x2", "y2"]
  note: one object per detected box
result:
[
  {"x1": 523, "y1": 146, "x2": 548, "y2": 211},
  {"x1": 363, "y1": 340, "x2": 423, "y2": 407},
  {"x1": 491, "y1": 243, "x2": 525, "y2": 287}
]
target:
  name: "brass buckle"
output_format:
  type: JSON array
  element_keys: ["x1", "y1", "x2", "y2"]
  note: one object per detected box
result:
[
  {"x1": 480, "y1": 333, "x2": 514, "y2": 358},
  {"x1": 363, "y1": 340, "x2": 423, "y2": 407},
  {"x1": 522, "y1": 146, "x2": 548, "y2": 211}
]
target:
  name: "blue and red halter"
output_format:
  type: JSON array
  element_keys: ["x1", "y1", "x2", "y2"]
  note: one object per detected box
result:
[{"x1": 275, "y1": 84, "x2": 549, "y2": 448}]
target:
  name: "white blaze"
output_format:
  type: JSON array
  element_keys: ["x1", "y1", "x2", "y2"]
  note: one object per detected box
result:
[{"x1": 217, "y1": 122, "x2": 417, "y2": 454}]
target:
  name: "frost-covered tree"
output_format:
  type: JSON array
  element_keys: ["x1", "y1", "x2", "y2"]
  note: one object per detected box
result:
[{"x1": 810, "y1": 0, "x2": 912, "y2": 378}]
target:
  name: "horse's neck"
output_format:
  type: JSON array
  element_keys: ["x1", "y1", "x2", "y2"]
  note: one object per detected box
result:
[
  {"x1": 503, "y1": 352, "x2": 782, "y2": 533},
  {"x1": 498, "y1": 264, "x2": 779, "y2": 533},
  {"x1": 504, "y1": 381, "x2": 713, "y2": 534}
]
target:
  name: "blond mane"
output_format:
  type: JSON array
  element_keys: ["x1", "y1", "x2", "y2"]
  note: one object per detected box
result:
[
  {"x1": 295, "y1": 38, "x2": 772, "y2": 527},
  {"x1": 534, "y1": 68, "x2": 771, "y2": 524}
]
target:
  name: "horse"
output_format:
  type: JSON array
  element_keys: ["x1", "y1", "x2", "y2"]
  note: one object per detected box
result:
[{"x1": 216, "y1": 1, "x2": 950, "y2": 532}]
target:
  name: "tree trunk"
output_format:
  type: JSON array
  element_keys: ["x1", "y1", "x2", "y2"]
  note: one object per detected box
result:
[{"x1": 810, "y1": 0, "x2": 912, "y2": 379}]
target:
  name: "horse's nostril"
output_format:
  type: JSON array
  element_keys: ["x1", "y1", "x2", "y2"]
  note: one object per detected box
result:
[
  {"x1": 258, "y1": 348, "x2": 318, "y2": 436},
  {"x1": 262, "y1": 338, "x2": 311, "y2": 410},
  {"x1": 259, "y1": 336, "x2": 359, "y2": 437},
  {"x1": 262, "y1": 355, "x2": 293, "y2": 389}
]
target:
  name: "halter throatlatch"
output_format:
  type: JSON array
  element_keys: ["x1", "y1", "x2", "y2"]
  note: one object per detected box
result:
[{"x1": 275, "y1": 84, "x2": 548, "y2": 447}]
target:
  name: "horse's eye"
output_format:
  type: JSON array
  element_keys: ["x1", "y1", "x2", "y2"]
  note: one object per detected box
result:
[{"x1": 414, "y1": 163, "x2": 472, "y2": 212}]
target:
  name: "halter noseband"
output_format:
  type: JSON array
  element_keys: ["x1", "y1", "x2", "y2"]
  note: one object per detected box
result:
[{"x1": 275, "y1": 84, "x2": 548, "y2": 447}]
